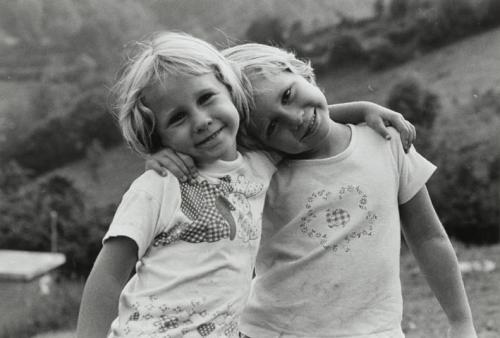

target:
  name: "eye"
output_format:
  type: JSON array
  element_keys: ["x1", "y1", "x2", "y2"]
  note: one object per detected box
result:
[
  {"x1": 281, "y1": 87, "x2": 292, "y2": 105},
  {"x1": 266, "y1": 119, "x2": 278, "y2": 137},
  {"x1": 168, "y1": 111, "x2": 186, "y2": 125},
  {"x1": 198, "y1": 92, "x2": 215, "y2": 105}
]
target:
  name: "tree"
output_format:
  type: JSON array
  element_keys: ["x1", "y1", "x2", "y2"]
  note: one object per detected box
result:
[
  {"x1": 86, "y1": 139, "x2": 104, "y2": 182},
  {"x1": 246, "y1": 16, "x2": 286, "y2": 46},
  {"x1": 328, "y1": 34, "x2": 366, "y2": 66},
  {"x1": 373, "y1": 0, "x2": 385, "y2": 19},
  {"x1": 389, "y1": 0, "x2": 409, "y2": 19},
  {"x1": 387, "y1": 77, "x2": 440, "y2": 129},
  {"x1": 0, "y1": 168, "x2": 111, "y2": 276},
  {"x1": 416, "y1": 0, "x2": 478, "y2": 49},
  {"x1": 429, "y1": 90, "x2": 500, "y2": 243}
]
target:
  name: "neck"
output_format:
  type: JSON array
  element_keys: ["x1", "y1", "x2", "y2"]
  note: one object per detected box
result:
[
  {"x1": 196, "y1": 152, "x2": 240, "y2": 170},
  {"x1": 293, "y1": 121, "x2": 351, "y2": 160}
]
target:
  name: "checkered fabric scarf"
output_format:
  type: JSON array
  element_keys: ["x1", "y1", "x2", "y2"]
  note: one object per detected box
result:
[{"x1": 154, "y1": 176, "x2": 236, "y2": 245}]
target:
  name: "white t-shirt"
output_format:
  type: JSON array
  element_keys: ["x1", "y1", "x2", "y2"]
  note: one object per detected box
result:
[
  {"x1": 104, "y1": 151, "x2": 276, "y2": 338},
  {"x1": 240, "y1": 125, "x2": 436, "y2": 338}
]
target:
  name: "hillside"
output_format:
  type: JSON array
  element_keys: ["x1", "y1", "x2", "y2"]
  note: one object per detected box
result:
[
  {"x1": 0, "y1": 0, "x2": 374, "y2": 122},
  {"x1": 148, "y1": 0, "x2": 376, "y2": 43},
  {"x1": 54, "y1": 27, "x2": 500, "y2": 209},
  {"x1": 0, "y1": 0, "x2": 378, "y2": 165},
  {"x1": 320, "y1": 26, "x2": 500, "y2": 110}
]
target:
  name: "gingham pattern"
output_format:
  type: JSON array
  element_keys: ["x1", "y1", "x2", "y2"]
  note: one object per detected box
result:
[
  {"x1": 174, "y1": 177, "x2": 234, "y2": 243},
  {"x1": 197, "y1": 322, "x2": 216, "y2": 336},
  {"x1": 153, "y1": 222, "x2": 187, "y2": 246},
  {"x1": 155, "y1": 315, "x2": 179, "y2": 332},
  {"x1": 327, "y1": 208, "x2": 350, "y2": 228}
]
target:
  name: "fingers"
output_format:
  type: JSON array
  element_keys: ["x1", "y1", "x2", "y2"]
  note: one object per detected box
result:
[
  {"x1": 407, "y1": 120, "x2": 417, "y2": 148},
  {"x1": 400, "y1": 118, "x2": 416, "y2": 153},
  {"x1": 176, "y1": 153, "x2": 199, "y2": 182},
  {"x1": 162, "y1": 152, "x2": 192, "y2": 182},
  {"x1": 145, "y1": 158, "x2": 169, "y2": 177},
  {"x1": 372, "y1": 118, "x2": 392, "y2": 140},
  {"x1": 386, "y1": 113, "x2": 416, "y2": 153},
  {"x1": 145, "y1": 149, "x2": 198, "y2": 182}
]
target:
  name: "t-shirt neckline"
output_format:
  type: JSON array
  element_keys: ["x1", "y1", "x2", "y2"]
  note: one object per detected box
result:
[
  {"x1": 285, "y1": 124, "x2": 356, "y2": 166},
  {"x1": 197, "y1": 152, "x2": 244, "y2": 177}
]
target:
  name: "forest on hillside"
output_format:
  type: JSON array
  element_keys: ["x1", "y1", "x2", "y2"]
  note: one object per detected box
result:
[{"x1": 1, "y1": 0, "x2": 500, "y2": 279}]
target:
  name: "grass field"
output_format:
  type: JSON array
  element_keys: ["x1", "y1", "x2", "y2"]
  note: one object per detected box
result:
[
  {"x1": 2, "y1": 242, "x2": 496, "y2": 338},
  {"x1": 2, "y1": 12, "x2": 499, "y2": 338},
  {"x1": 401, "y1": 242, "x2": 500, "y2": 337}
]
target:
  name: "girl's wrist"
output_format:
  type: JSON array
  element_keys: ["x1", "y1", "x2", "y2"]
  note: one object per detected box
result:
[{"x1": 360, "y1": 101, "x2": 377, "y2": 118}]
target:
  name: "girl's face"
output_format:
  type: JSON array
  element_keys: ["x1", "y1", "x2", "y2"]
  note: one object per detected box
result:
[
  {"x1": 248, "y1": 71, "x2": 331, "y2": 159},
  {"x1": 143, "y1": 72, "x2": 239, "y2": 166}
]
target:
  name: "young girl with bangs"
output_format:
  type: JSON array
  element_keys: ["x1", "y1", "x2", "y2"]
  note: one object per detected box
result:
[
  {"x1": 149, "y1": 42, "x2": 476, "y2": 337},
  {"x1": 78, "y1": 31, "x2": 416, "y2": 338}
]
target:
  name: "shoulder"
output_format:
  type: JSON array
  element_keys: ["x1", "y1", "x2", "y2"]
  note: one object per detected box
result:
[
  {"x1": 352, "y1": 124, "x2": 408, "y2": 175},
  {"x1": 354, "y1": 124, "x2": 403, "y2": 156},
  {"x1": 128, "y1": 170, "x2": 181, "y2": 200},
  {"x1": 241, "y1": 151, "x2": 278, "y2": 175},
  {"x1": 106, "y1": 171, "x2": 182, "y2": 258},
  {"x1": 356, "y1": 124, "x2": 401, "y2": 144}
]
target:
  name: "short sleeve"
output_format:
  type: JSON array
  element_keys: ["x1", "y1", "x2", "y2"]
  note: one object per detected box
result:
[
  {"x1": 103, "y1": 171, "x2": 181, "y2": 258},
  {"x1": 387, "y1": 130, "x2": 436, "y2": 204}
]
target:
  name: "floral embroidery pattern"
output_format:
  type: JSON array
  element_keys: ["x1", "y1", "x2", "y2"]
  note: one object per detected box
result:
[
  {"x1": 228, "y1": 193, "x2": 258, "y2": 243},
  {"x1": 124, "y1": 297, "x2": 238, "y2": 337},
  {"x1": 339, "y1": 184, "x2": 368, "y2": 210},
  {"x1": 299, "y1": 185, "x2": 377, "y2": 253}
]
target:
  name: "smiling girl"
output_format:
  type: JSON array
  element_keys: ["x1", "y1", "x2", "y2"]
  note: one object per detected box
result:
[{"x1": 76, "y1": 32, "x2": 277, "y2": 338}]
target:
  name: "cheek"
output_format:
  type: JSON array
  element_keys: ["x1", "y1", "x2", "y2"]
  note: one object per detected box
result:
[
  {"x1": 229, "y1": 114, "x2": 240, "y2": 131},
  {"x1": 159, "y1": 129, "x2": 186, "y2": 149},
  {"x1": 218, "y1": 102, "x2": 239, "y2": 126},
  {"x1": 315, "y1": 89, "x2": 328, "y2": 106},
  {"x1": 229, "y1": 108, "x2": 241, "y2": 129}
]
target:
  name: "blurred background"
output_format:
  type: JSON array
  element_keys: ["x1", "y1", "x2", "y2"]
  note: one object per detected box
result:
[{"x1": 0, "y1": 0, "x2": 499, "y2": 337}]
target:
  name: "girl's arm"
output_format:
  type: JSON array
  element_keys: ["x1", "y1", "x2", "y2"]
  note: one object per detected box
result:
[
  {"x1": 146, "y1": 102, "x2": 416, "y2": 179},
  {"x1": 145, "y1": 149, "x2": 197, "y2": 182},
  {"x1": 77, "y1": 236, "x2": 138, "y2": 338},
  {"x1": 400, "y1": 187, "x2": 477, "y2": 338},
  {"x1": 329, "y1": 101, "x2": 416, "y2": 152}
]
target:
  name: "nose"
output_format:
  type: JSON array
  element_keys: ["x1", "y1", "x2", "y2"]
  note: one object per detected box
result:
[
  {"x1": 193, "y1": 108, "x2": 213, "y2": 133},
  {"x1": 282, "y1": 108, "x2": 304, "y2": 130}
]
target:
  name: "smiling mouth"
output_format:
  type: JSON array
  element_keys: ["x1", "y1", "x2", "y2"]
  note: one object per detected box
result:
[
  {"x1": 196, "y1": 126, "x2": 225, "y2": 146},
  {"x1": 301, "y1": 109, "x2": 317, "y2": 141}
]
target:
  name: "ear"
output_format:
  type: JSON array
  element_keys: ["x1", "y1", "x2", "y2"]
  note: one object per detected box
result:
[{"x1": 137, "y1": 96, "x2": 163, "y2": 153}]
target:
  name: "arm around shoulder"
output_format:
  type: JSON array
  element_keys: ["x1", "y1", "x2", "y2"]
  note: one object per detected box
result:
[
  {"x1": 400, "y1": 187, "x2": 477, "y2": 337},
  {"x1": 328, "y1": 101, "x2": 415, "y2": 151},
  {"x1": 77, "y1": 236, "x2": 138, "y2": 338}
]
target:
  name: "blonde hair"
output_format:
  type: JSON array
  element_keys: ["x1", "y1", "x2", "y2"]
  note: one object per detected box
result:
[
  {"x1": 113, "y1": 31, "x2": 252, "y2": 155},
  {"x1": 223, "y1": 43, "x2": 316, "y2": 85},
  {"x1": 222, "y1": 43, "x2": 316, "y2": 149}
]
